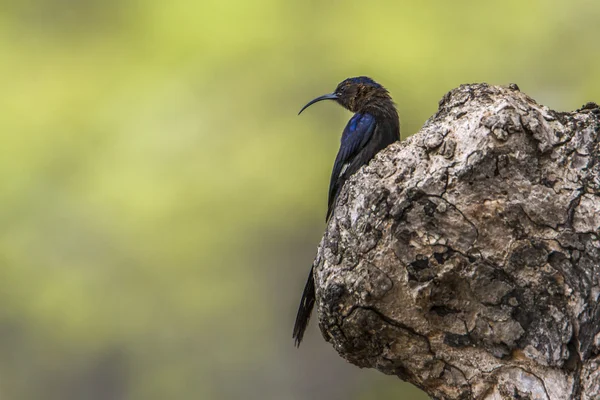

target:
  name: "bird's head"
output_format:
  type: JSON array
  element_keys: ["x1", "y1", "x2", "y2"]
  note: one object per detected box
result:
[{"x1": 299, "y1": 76, "x2": 394, "y2": 115}]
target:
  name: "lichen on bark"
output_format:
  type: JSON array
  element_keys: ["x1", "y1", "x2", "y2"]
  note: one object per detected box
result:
[{"x1": 313, "y1": 83, "x2": 600, "y2": 399}]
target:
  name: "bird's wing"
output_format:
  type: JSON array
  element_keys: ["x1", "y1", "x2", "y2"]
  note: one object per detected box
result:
[{"x1": 327, "y1": 113, "x2": 376, "y2": 220}]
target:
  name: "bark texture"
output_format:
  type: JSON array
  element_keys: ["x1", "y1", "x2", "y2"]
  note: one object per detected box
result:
[{"x1": 314, "y1": 84, "x2": 600, "y2": 399}]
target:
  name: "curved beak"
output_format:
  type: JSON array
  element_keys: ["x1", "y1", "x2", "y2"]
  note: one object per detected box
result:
[{"x1": 298, "y1": 93, "x2": 338, "y2": 115}]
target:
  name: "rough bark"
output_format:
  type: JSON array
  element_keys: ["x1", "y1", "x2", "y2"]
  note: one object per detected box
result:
[{"x1": 313, "y1": 83, "x2": 600, "y2": 399}]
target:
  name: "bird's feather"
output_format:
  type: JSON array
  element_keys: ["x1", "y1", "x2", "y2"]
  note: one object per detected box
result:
[
  {"x1": 327, "y1": 112, "x2": 376, "y2": 220},
  {"x1": 292, "y1": 265, "x2": 315, "y2": 346}
]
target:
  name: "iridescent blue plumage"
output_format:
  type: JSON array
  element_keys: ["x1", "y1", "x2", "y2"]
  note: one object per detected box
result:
[
  {"x1": 327, "y1": 113, "x2": 376, "y2": 220},
  {"x1": 347, "y1": 76, "x2": 382, "y2": 88},
  {"x1": 294, "y1": 77, "x2": 400, "y2": 346}
]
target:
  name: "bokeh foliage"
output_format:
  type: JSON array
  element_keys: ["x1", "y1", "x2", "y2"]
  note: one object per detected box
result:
[{"x1": 1, "y1": 0, "x2": 599, "y2": 398}]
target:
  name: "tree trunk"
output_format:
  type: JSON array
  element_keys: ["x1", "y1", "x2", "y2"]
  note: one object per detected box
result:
[{"x1": 313, "y1": 83, "x2": 600, "y2": 399}]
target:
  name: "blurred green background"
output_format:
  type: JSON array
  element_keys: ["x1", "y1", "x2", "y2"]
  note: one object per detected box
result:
[{"x1": 1, "y1": 0, "x2": 599, "y2": 399}]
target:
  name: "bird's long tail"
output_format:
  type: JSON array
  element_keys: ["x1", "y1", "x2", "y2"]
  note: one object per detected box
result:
[{"x1": 293, "y1": 266, "x2": 315, "y2": 347}]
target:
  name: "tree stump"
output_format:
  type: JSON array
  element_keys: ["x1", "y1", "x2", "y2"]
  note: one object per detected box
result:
[{"x1": 314, "y1": 83, "x2": 600, "y2": 399}]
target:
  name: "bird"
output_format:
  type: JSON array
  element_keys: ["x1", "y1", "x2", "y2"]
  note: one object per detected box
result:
[{"x1": 293, "y1": 76, "x2": 400, "y2": 346}]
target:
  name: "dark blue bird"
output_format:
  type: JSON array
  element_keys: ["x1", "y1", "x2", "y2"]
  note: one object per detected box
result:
[{"x1": 293, "y1": 76, "x2": 400, "y2": 346}]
